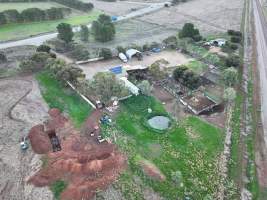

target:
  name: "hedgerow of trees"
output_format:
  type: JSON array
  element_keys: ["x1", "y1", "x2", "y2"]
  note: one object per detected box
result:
[
  {"x1": 54, "y1": 0, "x2": 94, "y2": 12},
  {"x1": 0, "y1": 7, "x2": 71, "y2": 25}
]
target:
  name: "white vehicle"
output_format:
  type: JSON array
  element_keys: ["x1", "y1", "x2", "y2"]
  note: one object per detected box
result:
[
  {"x1": 118, "y1": 53, "x2": 128, "y2": 63},
  {"x1": 20, "y1": 136, "x2": 29, "y2": 150}
]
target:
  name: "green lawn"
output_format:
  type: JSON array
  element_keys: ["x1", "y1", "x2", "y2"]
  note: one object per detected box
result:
[
  {"x1": 36, "y1": 71, "x2": 92, "y2": 127},
  {"x1": 0, "y1": 2, "x2": 65, "y2": 12},
  {"x1": 0, "y1": 10, "x2": 100, "y2": 41},
  {"x1": 186, "y1": 60, "x2": 208, "y2": 75},
  {"x1": 102, "y1": 95, "x2": 224, "y2": 199}
]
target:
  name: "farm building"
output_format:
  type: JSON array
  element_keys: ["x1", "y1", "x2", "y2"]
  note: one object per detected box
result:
[{"x1": 180, "y1": 91, "x2": 217, "y2": 115}]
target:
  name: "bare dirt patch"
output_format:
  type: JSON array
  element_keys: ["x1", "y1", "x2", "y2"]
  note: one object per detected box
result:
[
  {"x1": 152, "y1": 85, "x2": 187, "y2": 120},
  {"x1": 139, "y1": 0, "x2": 244, "y2": 34},
  {"x1": 0, "y1": 76, "x2": 53, "y2": 200},
  {"x1": 81, "y1": 0, "x2": 146, "y2": 15},
  {"x1": 138, "y1": 159, "x2": 165, "y2": 181},
  {"x1": 0, "y1": 46, "x2": 36, "y2": 77},
  {"x1": 209, "y1": 46, "x2": 228, "y2": 57}
]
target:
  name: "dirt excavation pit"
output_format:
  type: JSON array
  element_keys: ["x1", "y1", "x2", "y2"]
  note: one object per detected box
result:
[{"x1": 28, "y1": 109, "x2": 127, "y2": 200}]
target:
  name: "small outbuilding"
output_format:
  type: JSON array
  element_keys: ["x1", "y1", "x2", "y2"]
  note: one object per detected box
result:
[{"x1": 126, "y1": 49, "x2": 141, "y2": 59}]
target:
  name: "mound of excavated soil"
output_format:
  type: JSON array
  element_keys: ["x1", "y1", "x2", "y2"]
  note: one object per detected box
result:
[
  {"x1": 139, "y1": 159, "x2": 165, "y2": 182},
  {"x1": 28, "y1": 124, "x2": 52, "y2": 154},
  {"x1": 28, "y1": 109, "x2": 127, "y2": 200}
]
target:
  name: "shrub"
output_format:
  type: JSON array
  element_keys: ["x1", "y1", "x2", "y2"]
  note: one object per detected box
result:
[
  {"x1": 173, "y1": 65, "x2": 188, "y2": 81},
  {"x1": 3, "y1": 9, "x2": 21, "y2": 23},
  {"x1": 99, "y1": 48, "x2": 112, "y2": 60},
  {"x1": 20, "y1": 52, "x2": 51, "y2": 72},
  {"x1": 21, "y1": 8, "x2": 45, "y2": 22},
  {"x1": 192, "y1": 34, "x2": 202, "y2": 42},
  {"x1": 0, "y1": 52, "x2": 7, "y2": 63},
  {"x1": 223, "y1": 67, "x2": 238, "y2": 86},
  {"x1": 142, "y1": 44, "x2": 150, "y2": 51},
  {"x1": 51, "y1": 180, "x2": 67, "y2": 200},
  {"x1": 230, "y1": 36, "x2": 242, "y2": 44},
  {"x1": 230, "y1": 43, "x2": 238, "y2": 50},
  {"x1": 227, "y1": 29, "x2": 242, "y2": 37},
  {"x1": 116, "y1": 46, "x2": 126, "y2": 54},
  {"x1": 163, "y1": 36, "x2": 177, "y2": 49},
  {"x1": 137, "y1": 80, "x2": 152, "y2": 96},
  {"x1": 69, "y1": 45, "x2": 90, "y2": 61},
  {"x1": 227, "y1": 30, "x2": 235, "y2": 35},
  {"x1": 37, "y1": 45, "x2": 51, "y2": 53},
  {"x1": 225, "y1": 55, "x2": 241, "y2": 68}
]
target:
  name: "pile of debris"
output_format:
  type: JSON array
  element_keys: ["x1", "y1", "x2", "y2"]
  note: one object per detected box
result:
[{"x1": 27, "y1": 108, "x2": 127, "y2": 200}]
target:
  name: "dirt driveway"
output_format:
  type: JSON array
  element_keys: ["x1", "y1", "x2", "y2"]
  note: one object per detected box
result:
[
  {"x1": 0, "y1": 76, "x2": 53, "y2": 200},
  {"x1": 80, "y1": 50, "x2": 192, "y2": 79}
]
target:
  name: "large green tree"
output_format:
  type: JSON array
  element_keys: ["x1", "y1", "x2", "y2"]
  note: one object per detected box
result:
[
  {"x1": 223, "y1": 67, "x2": 238, "y2": 86},
  {"x1": 178, "y1": 23, "x2": 202, "y2": 41},
  {"x1": 57, "y1": 23, "x2": 74, "y2": 43},
  {"x1": 86, "y1": 72, "x2": 129, "y2": 104},
  {"x1": 92, "y1": 14, "x2": 115, "y2": 42}
]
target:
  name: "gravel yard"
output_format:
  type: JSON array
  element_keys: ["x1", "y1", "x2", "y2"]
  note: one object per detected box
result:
[{"x1": 79, "y1": 50, "x2": 192, "y2": 79}]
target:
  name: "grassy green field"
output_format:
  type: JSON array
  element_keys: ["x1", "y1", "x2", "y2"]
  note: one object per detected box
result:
[
  {"x1": 36, "y1": 71, "x2": 92, "y2": 127},
  {"x1": 186, "y1": 60, "x2": 208, "y2": 75},
  {"x1": 102, "y1": 95, "x2": 224, "y2": 199},
  {"x1": 0, "y1": 10, "x2": 100, "y2": 41},
  {"x1": 0, "y1": 2, "x2": 66, "y2": 12}
]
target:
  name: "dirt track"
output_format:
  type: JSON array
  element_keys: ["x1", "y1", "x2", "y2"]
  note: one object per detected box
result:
[{"x1": 0, "y1": 77, "x2": 53, "y2": 200}]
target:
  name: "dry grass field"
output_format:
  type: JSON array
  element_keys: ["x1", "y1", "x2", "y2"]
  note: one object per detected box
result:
[{"x1": 140, "y1": 0, "x2": 244, "y2": 34}]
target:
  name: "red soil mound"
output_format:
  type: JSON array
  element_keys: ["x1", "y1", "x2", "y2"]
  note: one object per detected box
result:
[
  {"x1": 28, "y1": 109, "x2": 127, "y2": 200},
  {"x1": 140, "y1": 160, "x2": 165, "y2": 182},
  {"x1": 28, "y1": 124, "x2": 52, "y2": 154}
]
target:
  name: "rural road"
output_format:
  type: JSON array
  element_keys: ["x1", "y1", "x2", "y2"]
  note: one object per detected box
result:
[
  {"x1": 0, "y1": 2, "x2": 169, "y2": 50},
  {"x1": 253, "y1": 0, "x2": 267, "y2": 145}
]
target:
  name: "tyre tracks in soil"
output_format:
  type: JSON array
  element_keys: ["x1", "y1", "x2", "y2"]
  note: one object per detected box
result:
[{"x1": 0, "y1": 77, "x2": 36, "y2": 199}]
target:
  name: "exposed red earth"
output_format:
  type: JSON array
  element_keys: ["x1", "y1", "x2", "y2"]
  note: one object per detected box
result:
[{"x1": 28, "y1": 109, "x2": 127, "y2": 200}]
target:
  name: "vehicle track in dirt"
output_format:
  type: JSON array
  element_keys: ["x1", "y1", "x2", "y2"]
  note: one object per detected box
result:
[{"x1": 0, "y1": 76, "x2": 53, "y2": 200}]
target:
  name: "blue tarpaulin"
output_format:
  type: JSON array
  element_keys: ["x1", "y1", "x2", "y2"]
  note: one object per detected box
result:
[{"x1": 109, "y1": 66, "x2": 123, "y2": 75}]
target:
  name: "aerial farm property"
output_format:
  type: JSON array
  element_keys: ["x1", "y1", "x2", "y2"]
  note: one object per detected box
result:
[{"x1": 0, "y1": 0, "x2": 267, "y2": 200}]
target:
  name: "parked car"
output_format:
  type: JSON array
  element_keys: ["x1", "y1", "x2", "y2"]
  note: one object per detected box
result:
[
  {"x1": 151, "y1": 48, "x2": 161, "y2": 53},
  {"x1": 118, "y1": 52, "x2": 128, "y2": 63}
]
